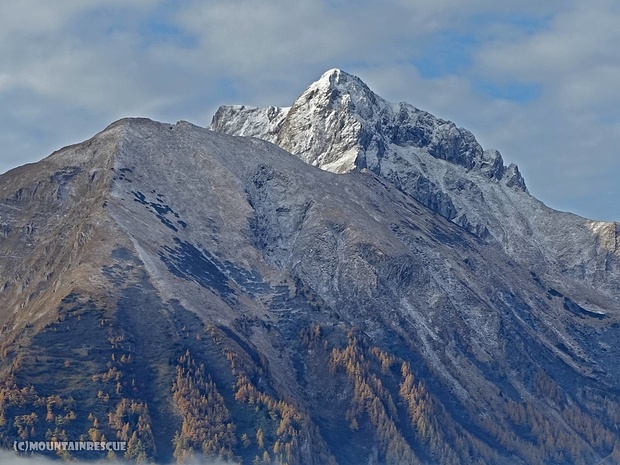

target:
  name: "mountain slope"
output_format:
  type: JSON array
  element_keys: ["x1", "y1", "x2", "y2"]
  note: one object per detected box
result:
[{"x1": 0, "y1": 116, "x2": 618, "y2": 463}]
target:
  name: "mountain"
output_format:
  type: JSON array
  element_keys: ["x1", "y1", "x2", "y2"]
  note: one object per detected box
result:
[
  {"x1": 212, "y1": 69, "x2": 620, "y2": 302},
  {"x1": 0, "y1": 71, "x2": 618, "y2": 465}
]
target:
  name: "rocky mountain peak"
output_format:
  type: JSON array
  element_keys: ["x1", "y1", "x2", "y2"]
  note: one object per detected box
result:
[
  {"x1": 211, "y1": 69, "x2": 528, "y2": 237},
  {"x1": 313, "y1": 68, "x2": 363, "y2": 90},
  {"x1": 302, "y1": 68, "x2": 381, "y2": 119}
]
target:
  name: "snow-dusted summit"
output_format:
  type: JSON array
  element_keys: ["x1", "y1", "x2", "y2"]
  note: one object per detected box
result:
[
  {"x1": 217, "y1": 70, "x2": 523, "y2": 184},
  {"x1": 211, "y1": 69, "x2": 620, "y2": 301},
  {"x1": 211, "y1": 69, "x2": 531, "y2": 236}
]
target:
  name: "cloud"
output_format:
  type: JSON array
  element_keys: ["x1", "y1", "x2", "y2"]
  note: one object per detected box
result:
[
  {"x1": 0, "y1": 1, "x2": 618, "y2": 220},
  {"x1": 475, "y1": 1, "x2": 620, "y2": 109},
  {"x1": 463, "y1": 0, "x2": 620, "y2": 219}
]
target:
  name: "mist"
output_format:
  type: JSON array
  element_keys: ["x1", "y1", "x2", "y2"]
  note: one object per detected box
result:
[{"x1": 0, "y1": 450, "x2": 232, "y2": 465}]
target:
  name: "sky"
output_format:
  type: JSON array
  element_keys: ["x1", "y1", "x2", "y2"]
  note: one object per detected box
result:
[{"x1": 0, "y1": 0, "x2": 618, "y2": 221}]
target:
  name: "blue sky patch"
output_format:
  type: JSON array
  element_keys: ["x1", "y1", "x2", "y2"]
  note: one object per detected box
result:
[
  {"x1": 474, "y1": 80, "x2": 541, "y2": 103},
  {"x1": 138, "y1": 2, "x2": 198, "y2": 49},
  {"x1": 411, "y1": 32, "x2": 478, "y2": 79}
]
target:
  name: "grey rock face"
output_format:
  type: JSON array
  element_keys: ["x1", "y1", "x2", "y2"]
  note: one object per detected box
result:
[{"x1": 210, "y1": 69, "x2": 525, "y2": 202}]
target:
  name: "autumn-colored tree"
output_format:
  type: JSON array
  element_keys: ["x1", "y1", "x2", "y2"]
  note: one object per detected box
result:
[{"x1": 171, "y1": 351, "x2": 237, "y2": 462}]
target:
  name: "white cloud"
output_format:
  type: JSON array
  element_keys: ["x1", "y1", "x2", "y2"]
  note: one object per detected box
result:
[
  {"x1": 474, "y1": 1, "x2": 620, "y2": 115},
  {"x1": 463, "y1": 0, "x2": 620, "y2": 219}
]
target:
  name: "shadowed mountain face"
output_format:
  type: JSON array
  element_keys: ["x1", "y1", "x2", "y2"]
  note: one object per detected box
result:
[{"x1": 0, "y1": 74, "x2": 619, "y2": 465}]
